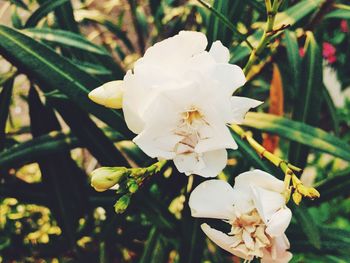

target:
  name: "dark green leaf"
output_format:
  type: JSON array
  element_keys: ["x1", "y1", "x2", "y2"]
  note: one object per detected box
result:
[
  {"x1": 293, "y1": 205, "x2": 321, "y2": 249},
  {"x1": 24, "y1": 0, "x2": 69, "y2": 28},
  {"x1": 243, "y1": 113, "x2": 350, "y2": 162},
  {"x1": 0, "y1": 77, "x2": 14, "y2": 151},
  {"x1": 0, "y1": 25, "x2": 132, "y2": 138},
  {"x1": 23, "y1": 28, "x2": 109, "y2": 55},
  {"x1": 9, "y1": 0, "x2": 28, "y2": 10},
  {"x1": 139, "y1": 227, "x2": 160, "y2": 263},
  {"x1": 325, "y1": 8, "x2": 350, "y2": 20}
]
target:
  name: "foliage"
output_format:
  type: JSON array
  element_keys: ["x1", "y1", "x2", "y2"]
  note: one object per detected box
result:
[{"x1": 0, "y1": 0, "x2": 349, "y2": 262}]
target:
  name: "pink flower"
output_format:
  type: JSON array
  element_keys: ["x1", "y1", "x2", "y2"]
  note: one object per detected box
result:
[
  {"x1": 299, "y1": 47, "x2": 305, "y2": 58},
  {"x1": 323, "y1": 42, "x2": 336, "y2": 64},
  {"x1": 340, "y1": 20, "x2": 349, "y2": 33}
]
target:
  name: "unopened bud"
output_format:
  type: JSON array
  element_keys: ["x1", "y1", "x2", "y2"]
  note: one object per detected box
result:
[
  {"x1": 91, "y1": 167, "x2": 128, "y2": 192},
  {"x1": 306, "y1": 187, "x2": 320, "y2": 199},
  {"x1": 114, "y1": 194, "x2": 131, "y2": 214},
  {"x1": 88, "y1": 80, "x2": 124, "y2": 109},
  {"x1": 127, "y1": 180, "x2": 139, "y2": 193},
  {"x1": 292, "y1": 192, "x2": 302, "y2": 205}
]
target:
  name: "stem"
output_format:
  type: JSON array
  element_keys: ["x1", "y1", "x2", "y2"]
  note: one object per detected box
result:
[
  {"x1": 243, "y1": 0, "x2": 283, "y2": 75},
  {"x1": 230, "y1": 124, "x2": 301, "y2": 173}
]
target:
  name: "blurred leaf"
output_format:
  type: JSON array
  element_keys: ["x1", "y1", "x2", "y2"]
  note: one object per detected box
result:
[
  {"x1": 49, "y1": 98, "x2": 129, "y2": 166},
  {"x1": 23, "y1": 28, "x2": 110, "y2": 55},
  {"x1": 274, "y1": 0, "x2": 325, "y2": 27},
  {"x1": 293, "y1": 205, "x2": 321, "y2": 250},
  {"x1": 0, "y1": 129, "x2": 124, "y2": 168},
  {"x1": 139, "y1": 227, "x2": 160, "y2": 263},
  {"x1": 0, "y1": 25, "x2": 132, "y2": 138},
  {"x1": 11, "y1": 5, "x2": 23, "y2": 29},
  {"x1": 24, "y1": 0, "x2": 69, "y2": 28},
  {"x1": 28, "y1": 85, "x2": 87, "y2": 250},
  {"x1": 230, "y1": 129, "x2": 274, "y2": 173},
  {"x1": 243, "y1": 113, "x2": 350, "y2": 162},
  {"x1": 310, "y1": 168, "x2": 350, "y2": 204},
  {"x1": 325, "y1": 8, "x2": 350, "y2": 20},
  {"x1": 9, "y1": 0, "x2": 28, "y2": 10},
  {"x1": 76, "y1": 10, "x2": 135, "y2": 52},
  {"x1": 288, "y1": 32, "x2": 323, "y2": 167},
  {"x1": 263, "y1": 64, "x2": 283, "y2": 153},
  {"x1": 231, "y1": 0, "x2": 324, "y2": 63},
  {"x1": 322, "y1": 85, "x2": 340, "y2": 135},
  {"x1": 283, "y1": 30, "x2": 301, "y2": 97},
  {"x1": 0, "y1": 77, "x2": 14, "y2": 151}
]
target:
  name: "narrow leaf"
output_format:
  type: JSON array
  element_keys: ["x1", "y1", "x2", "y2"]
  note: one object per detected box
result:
[
  {"x1": 0, "y1": 77, "x2": 14, "y2": 151},
  {"x1": 243, "y1": 113, "x2": 350, "y2": 162}
]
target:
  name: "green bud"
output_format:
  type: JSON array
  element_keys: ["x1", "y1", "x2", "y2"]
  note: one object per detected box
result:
[
  {"x1": 91, "y1": 167, "x2": 128, "y2": 192},
  {"x1": 114, "y1": 194, "x2": 131, "y2": 214},
  {"x1": 127, "y1": 180, "x2": 139, "y2": 193}
]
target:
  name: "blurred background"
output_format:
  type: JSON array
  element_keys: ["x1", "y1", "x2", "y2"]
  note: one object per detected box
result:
[{"x1": 0, "y1": 0, "x2": 350, "y2": 262}]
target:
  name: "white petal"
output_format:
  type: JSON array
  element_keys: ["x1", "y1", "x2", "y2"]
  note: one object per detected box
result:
[
  {"x1": 89, "y1": 80, "x2": 124, "y2": 109},
  {"x1": 229, "y1": 96, "x2": 263, "y2": 124},
  {"x1": 201, "y1": 224, "x2": 253, "y2": 260},
  {"x1": 209, "y1": 40, "x2": 230, "y2": 63},
  {"x1": 262, "y1": 235, "x2": 292, "y2": 263},
  {"x1": 234, "y1": 170, "x2": 285, "y2": 193},
  {"x1": 137, "y1": 31, "x2": 207, "y2": 69},
  {"x1": 266, "y1": 208, "x2": 292, "y2": 237},
  {"x1": 174, "y1": 153, "x2": 205, "y2": 176},
  {"x1": 251, "y1": 186, "x2": 285, "y2": 223},
  {"x1": 210, "y1": 64, "x2": 246, "y2": 95},
  {"x1": 195, "y1": 149, "x2": 228, "y2": 178},
  {"x1": 189, "y1": 180, "x2": 235, "y2": 219}
]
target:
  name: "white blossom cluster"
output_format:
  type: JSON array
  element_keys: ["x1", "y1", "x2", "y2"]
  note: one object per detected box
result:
[{"x1": 89, "y1": 31, "x2": 292, "y2": 262}]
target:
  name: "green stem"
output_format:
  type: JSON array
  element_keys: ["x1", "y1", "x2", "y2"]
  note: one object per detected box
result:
[{"x1": 243, "y1": 0, "x2": 282, "y2": 75}]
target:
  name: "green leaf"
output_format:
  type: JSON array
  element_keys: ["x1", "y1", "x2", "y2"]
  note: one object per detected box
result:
[
  {"x1": 311, "y1": 167, "x2": 350, "y2": 204},
  {"x1": 293, "y1": 205, "x2": 321, "y2": 250},
  {"x1": 75, "y1": 10, "x2": 135, "y2": 52},
  {"x1": 230, "y1": 129, "x2": 274, "y2": 173},
  {"x1": 24, "y1": 0, "x2": 69, "y2": 28},
  {"x1": 23, "y1": 28, "x2": 109, "y2": 55},
  {"x1": 274, "y1": 0, "x2": 325, "y2": 27},
  {"x1": 322, "y1": 85, "x2": 340, "y2": 136},
  {"x1": 0, "y1": 77, "x2": 14, "y2": 151},
  {"x1": 139, "y1": 227, "x2": 160, "y2": 263},
  {"x1": 283, "y1": 30, "x2": 301, "y2": 97},
  {"x1": 243, "y1": 113, "x2": 350, "y2": 162},
  {"x1": 325, "y1": 8, "x2": 350, "y2": 20},
  {"x1": 0, "y1": 25, "x2": 132, "y2": 138},
  {"x1": 288, "y1": 32, "x2": 323, "y2": 167},
  {"x1": 0, "y1": 130, "x2": 124, "y2": 168},
  {"x1": 9, "y1": 0, "x2": 28, "y2": 10}
]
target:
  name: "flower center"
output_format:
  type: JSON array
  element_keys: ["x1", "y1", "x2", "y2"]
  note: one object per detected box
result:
[{"x1": 229, "y1": 209, "x2": 271, "y2": 259}]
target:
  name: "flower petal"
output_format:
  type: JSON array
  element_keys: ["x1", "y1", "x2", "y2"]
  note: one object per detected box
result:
[
  {"x1": 209, "y1": 40, "x2": 230, "y2": 63},
  {"x1": 210, "y1": 64, "x2": 246, "y2": 95},
  {"x1": 229, "y1": 96, "x2": 263, "y2": 124},
  {"x1": 262, "y1": 235, "x2": 292, "y2": 263},
  {"x1": 173, "y1": 153, "x2": 205, "y2": 176},
  {"x1": 266, "y1": 208, "x2": 292, "y2": 237},
  {"x1": 89, "y1": 80, "x2": 124, "y2": 109},
  {"x1": 234, "y1": 170, "x2": 285, "y2": 193},
  {"x1": 197, "y1": 149, "x2": 228, "y2": 178},
  {"x1": 189, "y1": 180, "x2": 235, "y2": 219},
  {"x1": 201, "y1": 224, "x2": 253, "y2": 260},
  {"x1": 250, "y1": 186, "x2": 285, "y2": 223}
]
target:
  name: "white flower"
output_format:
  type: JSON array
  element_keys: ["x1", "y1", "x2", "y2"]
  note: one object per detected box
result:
[
  {"x1": 89, "y1": 31, "x2": 261, "y2": 177},
  {"x1": 189, "y1": 170, "x2": 292, "y2": 262}
]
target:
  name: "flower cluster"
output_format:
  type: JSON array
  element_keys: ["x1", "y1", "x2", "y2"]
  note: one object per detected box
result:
[{"x1": 89, "y1": 31, "x2": 305, "y2": 263}]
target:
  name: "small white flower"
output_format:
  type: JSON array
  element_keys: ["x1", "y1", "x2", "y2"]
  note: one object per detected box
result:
[
  {"x1": 189, "y1": 170, "x2": 292, "y2": 262},
  {"x1": 89, "y1": 31, "x2": 261, "y2": 177}
]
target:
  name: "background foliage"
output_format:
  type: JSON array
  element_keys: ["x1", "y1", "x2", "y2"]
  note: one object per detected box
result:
[{"x1": 0, "y1": 0, "x2": 350, "y2": 262}]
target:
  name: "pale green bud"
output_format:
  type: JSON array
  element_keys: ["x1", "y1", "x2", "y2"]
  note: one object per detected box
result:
[
  {"x1": 91, "y1": 167, "x2": 128, "y2": 192},
  {"x1": 114, "y1": 194, "x2": 131, "y2": 214},
  {"x1": 127, "y1": 180, "x2": 139, "y2": 193}
]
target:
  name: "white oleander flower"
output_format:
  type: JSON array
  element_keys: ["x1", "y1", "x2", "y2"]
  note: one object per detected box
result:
[
  {"x1": 89, "y1": 31, "x2": 261, "y2": 177},
  {"x1": 189, "y1": 170, "x2": 292, "y2": 262}
]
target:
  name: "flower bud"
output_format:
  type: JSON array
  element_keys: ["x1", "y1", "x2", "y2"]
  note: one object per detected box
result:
[
  {"x1": 114, "y1": 194, "x2": 131, "y2": 214},
  {"x1": 306, "y1": 187, "x2": 320, "y2": 199},
  {"x1": 127, "y1": 180, "x2": 139, "y2": 193},
  {"x1": 91, "y1": 167, "x2": 128, "y2": 192},
  {"x1": 88, "y1": 80, "x2": 124, "y2": 109},
  {"x1": 292, "y1": 192, "x2": 302, "y2": 205}
]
